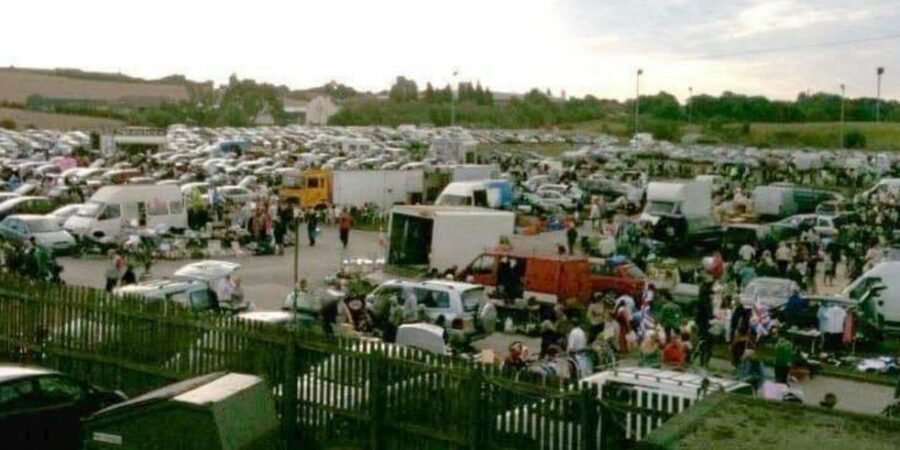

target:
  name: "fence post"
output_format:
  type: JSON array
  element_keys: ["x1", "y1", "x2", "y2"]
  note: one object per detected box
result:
[
  {"x1": 369, "y1": 352, "x2": 386, "y2": 450},
  {"x1": 466, "y1": 369, "x2": 484, "y2": 450},
  {"x1": 580, "y1": 384, "x2": 599, "y2": 450},
  {"x1": 282, "y1": 335, "x2": 298, "y2": 448}
]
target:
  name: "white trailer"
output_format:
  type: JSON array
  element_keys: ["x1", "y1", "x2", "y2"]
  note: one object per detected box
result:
[
  {"x1": 641, "y1": 180, "x2": 712, "y2": 221},
  {"x1": 387, "y1": 205, "x2": 515, "y2": 271},
  {"x1": 332, "y1": 170, "x2": 424, "y2": 211}
]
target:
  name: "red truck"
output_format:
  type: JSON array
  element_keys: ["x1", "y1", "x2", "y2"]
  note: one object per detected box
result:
[{"x1": 461, "y1": 250, "x2": 645, "y2": 304}]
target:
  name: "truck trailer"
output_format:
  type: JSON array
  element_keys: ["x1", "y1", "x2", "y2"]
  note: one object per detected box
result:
[
  {"x1": 279, "y1": 169, "x2": 424, "y2": 210},
  {"x1": 387, "y1": 205, "x2": 515, "y2": 271}
]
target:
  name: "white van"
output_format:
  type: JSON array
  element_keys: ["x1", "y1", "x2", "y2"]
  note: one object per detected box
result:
[
  {"x1": 64, "y1": 185, "x2": 187, "y2": 240},
  {"x1": 843, "y1": 261, "x2": 900, "y2": 330}
]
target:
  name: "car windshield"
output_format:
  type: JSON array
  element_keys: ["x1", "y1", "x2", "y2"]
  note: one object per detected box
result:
[
  {"x1": 744, "y1": 281, "x2": 791, "y2": 300},
  {"x1": 645, "y1": 201, "x2": 676, "y2": 215},
  {"x1": 461, "y1": 287, "x2": 485, "y2": 312},
  {"x1": 25, "y1": 218, "x2": 62, "y2": 233},
  {"x1": 77, "y1": 202, "x2": 103, "y2": 218}
]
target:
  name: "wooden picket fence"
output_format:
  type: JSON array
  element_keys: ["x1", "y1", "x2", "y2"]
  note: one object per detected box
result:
[{"x1": 0, "y1": 274, "x2": 659, "y2": 450}]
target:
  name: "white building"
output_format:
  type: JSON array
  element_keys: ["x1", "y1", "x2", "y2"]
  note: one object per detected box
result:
[{"x1": 305, "y1": 96, "x2": 339, "y2": 126}]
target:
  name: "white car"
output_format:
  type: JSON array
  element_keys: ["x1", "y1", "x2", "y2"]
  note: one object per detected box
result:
[
  {"x1": 739, "y1": 277, "x2": 800, "y2": 308},
  {"x1": 537, "y1": 183, "x2": 584, "y2": 203},
  {"x1": 0, "y1": 214, "x2": 77, "y2": 254},
  {"x1": 365, "y1": 279, "x2": 484, "y2": 332},
  {"x1": 208, "y1": 185, "x2": 255, "y2": 205},
  {"x1": 48, "y1": 204, "x2": 84, "y2": 225},
  {"x1": 532, "y1": 189, "x2": 578, "y2": 211}
]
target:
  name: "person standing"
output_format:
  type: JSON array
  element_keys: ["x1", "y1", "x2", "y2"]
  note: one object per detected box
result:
[
  {"x1": 695, "y1": 278, "x2": 714, "y2": 368},
  {"x1": 338, "y1": 208, "x2": 353, "y2": 249},
  {"x1": 104, "y1": 250, "x2": 122, "y2": 293},
  {"x1": 306, "y1": 209, "x2": 319, "y2": 247},
  {"x1": 566, "y1": 218, "x2": 578, "y2": 256},
  {"x1": 773, "y1": 331, "x2": 794, "y2": 383},
  {"x1": 566, "y1": 320, "x2": 588, "y2": 352}
]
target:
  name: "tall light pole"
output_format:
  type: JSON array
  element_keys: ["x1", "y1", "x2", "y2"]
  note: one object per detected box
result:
[
  {"x1": 634, "y1": 69, "x2": 643, "y2": 136},
  {"x1": 688, "y1": 86, "x2": 694, "y2": 125},
  {"x1": 839, "y1": 84, "x2": 846, "y2": 148},
  {"x1": 876, "y1": 67, "x2": 885, "y2": 122},
  {"x1": 450, "y1": 69, "x2": 459, "y2": 128}
]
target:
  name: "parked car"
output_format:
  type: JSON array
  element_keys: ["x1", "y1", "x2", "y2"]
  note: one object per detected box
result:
[
  {"x1": 0, "y1": 196, "x2": 55, "y2": 219},
  {"x1": 48, "y1": 204, "x2": 84, "y2": 226},
  {"x1": 536, "y1": 189, "x2": 578, "y2": 211},
  {"x1": 0, "y1": 214, "x2": 77, "y2": 254},
  {"x1": 739, "y1": 277, "x2": 800, "y2": 308},
  {"x1": 366, "y1": 279, "x2": 483, "y2": 332},
  {"x1": 0, "y1": 365, "x2": 125, "y2": 449}
]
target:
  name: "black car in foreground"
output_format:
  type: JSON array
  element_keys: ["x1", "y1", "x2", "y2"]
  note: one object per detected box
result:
[{"x1": 0, "y1": 365, "x2": 126, "y2": 449}]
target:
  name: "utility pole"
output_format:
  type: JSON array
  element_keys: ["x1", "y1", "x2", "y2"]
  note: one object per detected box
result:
[
  {"x1": 876, "y1": 67, "x2": 885, "y2": 122},
  {"x1": 688, "y1": 86, "x2": 694, "y2": 125},
  {"x1": 634, "y1": 69, "x2": 643, "y2": 136},
  {"x1": 840, "y1": 84, "x2": 846, "y2": 148},
  {"x1": 451, "y1": 69, "x2": 459, "y2": 127}
]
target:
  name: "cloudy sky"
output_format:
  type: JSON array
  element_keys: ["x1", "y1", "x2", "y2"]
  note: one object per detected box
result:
[{"x1": 2, "y1": 0, "x2": 898, "y2": 100}]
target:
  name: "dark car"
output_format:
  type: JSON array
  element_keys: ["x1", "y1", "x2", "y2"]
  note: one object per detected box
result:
[{"x1": 0, "y1": 365, "x2": 126, "y2": 449}]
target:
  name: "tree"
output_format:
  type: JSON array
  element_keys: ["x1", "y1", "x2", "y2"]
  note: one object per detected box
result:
[
  {"x1": 423, "y1": 83, "x2": 435, "y2": 103},
  {"x1": 389, "y1": 76, "x2": 419, "y2": 102}
]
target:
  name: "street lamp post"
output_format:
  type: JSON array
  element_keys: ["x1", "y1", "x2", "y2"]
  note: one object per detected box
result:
[
  {"x1": 451, "y1": 69, "x2": 459, "y2": 127},
  {"x1": 839, "y1": 84, "x2": 846, "y2": 148},
  {"x1": 688, "y1": 86, "x2": 694, "y2": 125},
  {"x1": 634, "y1": 69, "x2": 643, "y2": 136},
  {"x1": 876, "y1": 67, "x2": 885, "y2": 122}
]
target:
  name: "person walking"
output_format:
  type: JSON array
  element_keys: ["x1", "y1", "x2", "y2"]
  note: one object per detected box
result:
[
  {"x1": 104, "y1": 250, "x2": 123, "y2": 293},
  {"x1": 338, "y1": 208, "x2": 353, "y2": 249},
  {"x1": 306, "y1": 209, "x2": 319, "y2": 247}
]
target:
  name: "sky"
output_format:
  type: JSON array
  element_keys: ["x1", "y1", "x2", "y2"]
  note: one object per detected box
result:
[{"x1": 1, "y1": 0, "x2": 898, "y2": 101}]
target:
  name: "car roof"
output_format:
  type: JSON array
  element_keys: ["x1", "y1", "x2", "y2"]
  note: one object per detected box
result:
[
  {"x1": 0, "y1": 365, "x2": 56, "y2": 383},
  {"x1": 7, "y1": 214, "x2": 53, "y2": 222},
  {"x1": 584, "y1": 367, "x2": 750, "y2": 394},
  {"x1": 383, "y1": 279, "x2": 481, "y2": 291}
]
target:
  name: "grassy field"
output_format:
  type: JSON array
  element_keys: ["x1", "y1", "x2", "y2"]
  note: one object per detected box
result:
[
  {"x1": 567, "y1": 119, "x2": 900, "y2": 151},
  {"x1": 0, "y1": 68, "x2": 188, "y2": 105},
  {"x1": 0, "y1": 107, "x2": 124, "y2": 130}
]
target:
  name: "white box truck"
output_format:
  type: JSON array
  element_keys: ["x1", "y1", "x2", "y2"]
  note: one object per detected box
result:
[
  {"x1": 387, "y1": 205, "x2": 515, "y2": 271},
  {"x1": 640, "y1": 180, "x2": 720, "y2": 251},
  {"x1": 332, "y1": 170, "x2": 424, "y2": 210}
]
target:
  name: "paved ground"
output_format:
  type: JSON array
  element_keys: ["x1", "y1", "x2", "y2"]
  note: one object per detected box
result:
[
  {"x1": 59, "y1": 226, "x2": 386, "y2": 311},
  {"x1": 58, "y1": 223, "x2": 888, "y2": 415}
]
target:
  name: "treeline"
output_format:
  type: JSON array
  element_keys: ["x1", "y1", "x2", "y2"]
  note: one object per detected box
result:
[
  {"x1": 334, "y1": 76, "x2": 900, "y2": 129},
  {"x1": 635, "y1": 91, "x2": 900, "y2": 123},
  {"x1": 332, "y1": 87, "x2": 620, "y2": 128},
  {"x1": 23, "y1": 75, "x2": 288, "y2": 128}
]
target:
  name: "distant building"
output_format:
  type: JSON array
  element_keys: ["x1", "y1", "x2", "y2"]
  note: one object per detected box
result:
[{"x1": 306, "y1": 96, "x2": 339, "y2": 126}]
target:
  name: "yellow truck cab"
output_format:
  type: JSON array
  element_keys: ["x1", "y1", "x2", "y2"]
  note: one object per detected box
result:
[{"x1": 279, "y1": 169, "x2": 331, "y2": 209}]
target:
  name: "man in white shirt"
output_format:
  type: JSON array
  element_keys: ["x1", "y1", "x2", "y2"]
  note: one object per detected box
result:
[
  {"x1": 739, "y1": 244, "x2": 757, "y2": 262},
  {"x1": 823, "y1": 304, "x2": 847, "y2": 354},
  {"x1": 567, "y1": 323, "x2": 587, "y2": 352}
]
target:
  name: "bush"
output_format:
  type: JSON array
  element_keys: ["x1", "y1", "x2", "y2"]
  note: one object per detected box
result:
[
  {"x1": 648, "y1": 122, "x2": 683, "y2": 143},
  {"x1": 0, "y1": 119, "x2": 16, "y2": 130},
  {"x1": 844, "y1": 129, "x2": 867, "y2": 149}
]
